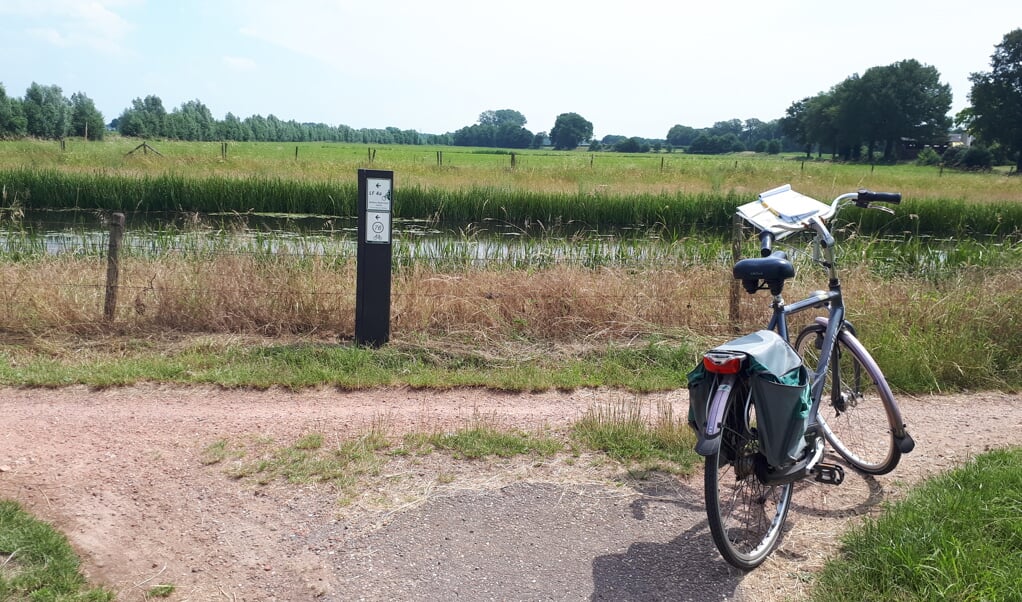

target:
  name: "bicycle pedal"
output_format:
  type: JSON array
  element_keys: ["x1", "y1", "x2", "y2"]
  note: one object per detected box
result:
[{"x1": 812, "y1": 463, "x2": 845, "y2": 485}]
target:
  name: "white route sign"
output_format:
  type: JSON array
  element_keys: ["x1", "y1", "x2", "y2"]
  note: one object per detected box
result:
[
  {"x1": 366, "y1": 178, "x2": 392, "y2": 212},
  {"x1": 366, "y1": 211, "x2": 391, "y2": 243}
]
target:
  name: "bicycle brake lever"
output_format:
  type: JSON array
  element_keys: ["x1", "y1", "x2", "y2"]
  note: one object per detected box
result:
[{"x1": 869, "y1": 205, "x2": 896, "y2": 215}]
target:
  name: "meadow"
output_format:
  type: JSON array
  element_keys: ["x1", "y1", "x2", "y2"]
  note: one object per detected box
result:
[{"x1": 0, "y1": 136, "x2": 1021, "y2": 394}]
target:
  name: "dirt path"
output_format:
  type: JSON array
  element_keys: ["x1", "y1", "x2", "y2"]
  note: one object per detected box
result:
[{"x1": 1, "y1": 385, "x2": 1019, "y2": 601}]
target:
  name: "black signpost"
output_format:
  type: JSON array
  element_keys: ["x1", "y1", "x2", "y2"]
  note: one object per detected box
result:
[{"x1": 355, "y1": 169, "x2": 394, "y2": 347}]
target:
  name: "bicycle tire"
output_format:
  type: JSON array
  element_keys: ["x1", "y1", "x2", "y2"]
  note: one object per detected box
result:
[
  {"x1": 704, "y1": 378, "x2": 793, "y2": 570},
  {"x1": 794, "y1": 322, "x2": 902, "y2": 475}
]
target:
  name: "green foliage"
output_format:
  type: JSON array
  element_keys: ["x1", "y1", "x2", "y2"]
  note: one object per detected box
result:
[
  {"x1": 784, "y1": 60, "x2": 951, "y2": 161},
  {"x1": 965, "y1": 28, "x2": 1022, "y2": 172},
  {"x1": 813, "y1": 447, "x2": 1022, "y2": 602},
  {"x1": 612, "y1": 137, "x2": 650, "y2": 153},
  {"x1": 666, "y1": 124, "x2": 699, "y2": 147},
  {"x1": 687, "y1": 133, "x2": 743, "y2": 154},
  {"x1": 550, "y1": 112, "x2": 594, "y2": 150},
  {"x1": 915, "y1": 146, "x2": 942, "y2": 166},
  {"x1": 110, "y1": 94, "x2": 446, "y2": 144},
  {"x1": 70, "y1": 92, "x2": 105, "y2": 140},
  {"x1": 942, "y1": 144, "x2": 993, "y2": 170},
  {"x1": 0, "y1": 166, "x2": 742, "y2": 230},
  {"x1": 0, "y1": 83, "x2": 28, "y2": 138},
  {"x1": 22, "y1": 82, "x2": 70, "y2": 139}
]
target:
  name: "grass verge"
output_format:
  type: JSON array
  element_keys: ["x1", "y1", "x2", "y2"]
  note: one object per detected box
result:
[
  {"x1": 0, "y1": 336, "x2": 703, "y2": 392},
  {"x1": 812, "y1": 447, "x2": 1022, "y2": 602},
  {"x1": 0, "y1": 500, "x2": 114, "y2": 601}
]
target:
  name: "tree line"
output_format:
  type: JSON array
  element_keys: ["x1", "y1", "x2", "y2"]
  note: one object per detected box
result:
[
  {"x1": 0, "y1": 28, "x2": 1019, "y2": 169},
  {"x1": 0, "y1": 85, "x2": 452, "y2": 145}
]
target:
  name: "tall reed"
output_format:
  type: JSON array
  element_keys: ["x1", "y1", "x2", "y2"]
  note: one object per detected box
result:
[{"x1": 5, "y1": 167, "x2": 1022, "y2": 236}]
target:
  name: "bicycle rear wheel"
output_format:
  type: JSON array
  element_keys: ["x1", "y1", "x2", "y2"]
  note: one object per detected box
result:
[
  {"x1": 704, "y1": 378, "x2": 792, "y2": 570},
  {"x1": 794, "y1": 323, "x2": 902, "y2": 475}
]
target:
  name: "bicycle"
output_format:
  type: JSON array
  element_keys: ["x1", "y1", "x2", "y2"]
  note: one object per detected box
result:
[{"x1": 688, "y1": 184, "x2": 915, "y2": 570}]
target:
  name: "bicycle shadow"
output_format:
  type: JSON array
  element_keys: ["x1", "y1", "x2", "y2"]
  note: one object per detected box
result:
[
  {"x1": 590, "y1": 462, "x2": 887, "y2": 601},
  {"x1": 590, "y1": 473, "x2": 743, "y2": 601},
  {"x1": 788, "y1": 452, "x2": 887, "y2": 518}
]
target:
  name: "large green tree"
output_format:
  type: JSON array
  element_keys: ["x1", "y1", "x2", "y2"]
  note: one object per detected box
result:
[
  {"x1": 22, "y1": 82, "x2": 69, "y2": 138},
  {"x1": 666, "y1": 124, "x2": 699, "y2": 147},
  {"x1": 549, "y1": 112, "x2": 593, "y2": 150},
  {"x1": 69, "y1": 92, "x2": 105, "y2": 140},
  {"x1": 964, "y1": 29, "x2": 1022, "y2": 173},
  {"x1": 451, "y1": 109, "x2": 533, "y2": 149},
  {"x1": 478, "y1": 109, "x2": 527, "y2": 128},
  {"x1": 118, "y1": 95, "x2": 168, "y2": 138},
  {"x1": 858, "y1": 60, "x2": 951, "y2": 161},
  {"x1": 166, "y1": 99, "x2": 216, "y2": 140}
]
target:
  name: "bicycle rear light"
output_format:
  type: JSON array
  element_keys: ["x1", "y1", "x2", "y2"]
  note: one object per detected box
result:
[{"x1": 703, "y1": 351, "x2": 745, "y2": 374}]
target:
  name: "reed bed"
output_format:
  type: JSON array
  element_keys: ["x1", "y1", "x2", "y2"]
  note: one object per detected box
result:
[{"x1": 5, "y1": 166, "x2": 1022, "y2": 238}]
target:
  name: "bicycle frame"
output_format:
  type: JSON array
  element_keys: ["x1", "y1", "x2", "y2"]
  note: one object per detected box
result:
[{"x1": 696, "y1": 192, "x2": 858, "y2": 459}]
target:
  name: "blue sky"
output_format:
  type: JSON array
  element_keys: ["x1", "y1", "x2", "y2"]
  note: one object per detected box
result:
[{"x1": 0, "y1": 0, "x2": 1018, "y2": 139}]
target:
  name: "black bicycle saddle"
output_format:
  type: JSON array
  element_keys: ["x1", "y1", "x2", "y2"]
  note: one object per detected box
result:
[{"x1": 733, "y1": 251, "x2": 795, "y2": 294}]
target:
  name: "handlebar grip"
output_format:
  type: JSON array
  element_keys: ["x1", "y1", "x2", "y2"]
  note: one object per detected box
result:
[
  {"x1": 857, "y1": 189, "x2": 901, "y2": 204},
  {"x1": 759, "y1": 230, "x2": 774, "y2": 257}
]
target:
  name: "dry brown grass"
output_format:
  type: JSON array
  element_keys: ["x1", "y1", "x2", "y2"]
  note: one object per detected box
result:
[
  {"x1": 0, "y1": 255, "x2": 738, "y2": 341},
  {"x1": 1, "y1": 253, "x2": 1017, "y2": 353}
]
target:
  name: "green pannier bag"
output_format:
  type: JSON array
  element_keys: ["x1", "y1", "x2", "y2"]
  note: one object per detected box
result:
[{"x1": 687, "y1": 330, "x2": 811, "y2": 468}]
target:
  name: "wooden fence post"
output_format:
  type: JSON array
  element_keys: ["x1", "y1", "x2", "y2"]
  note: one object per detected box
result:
[
  {"x1": 104, "y1": 213, "x2": 126, "y2": 321},
  {"x1": 729, "y1": 212, "x2": 743, "y2": 331}
]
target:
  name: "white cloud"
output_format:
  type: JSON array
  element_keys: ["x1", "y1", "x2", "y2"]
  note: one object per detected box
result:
[{"x1": 3, "y1": 0, "x2": 136, "y2": 55}]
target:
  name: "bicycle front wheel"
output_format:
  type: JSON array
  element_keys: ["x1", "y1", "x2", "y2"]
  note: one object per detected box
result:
[
  {"x1": 704, "y1": 378, "x2": 792, "y2": 570},
  {"x1": 794, "y1": 322, "x2": 902, "y2": 475}
]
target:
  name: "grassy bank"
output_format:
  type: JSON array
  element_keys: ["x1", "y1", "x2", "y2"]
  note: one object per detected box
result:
[
  {"x1": 0, "y1": 500, "x2": 115, "y2": 600},
  {"x1": 0, "y1": 251, "x2": 1020, "y2": 392},
  {"x1": 813, "y1": 447, "x2": 1022, "y2": 601}
]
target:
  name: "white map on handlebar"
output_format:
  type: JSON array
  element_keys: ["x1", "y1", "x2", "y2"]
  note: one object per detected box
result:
[{"x1": 737, "y1": 184, "x2": 834, "y2": 239}]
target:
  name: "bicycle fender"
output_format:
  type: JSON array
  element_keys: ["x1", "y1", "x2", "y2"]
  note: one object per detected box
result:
[{"x1": 695, "y1": 376, "x2": 736, "y2": 457}]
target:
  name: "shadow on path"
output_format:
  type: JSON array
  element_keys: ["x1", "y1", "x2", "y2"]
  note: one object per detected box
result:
[{"x1": 591, "y1": 475, "x2": 742, "y2": 601}]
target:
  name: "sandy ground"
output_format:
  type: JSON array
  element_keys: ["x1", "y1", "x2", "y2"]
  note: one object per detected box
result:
[{"x1": 1, "y1": 385, "x2": 1019, "y2": 601}]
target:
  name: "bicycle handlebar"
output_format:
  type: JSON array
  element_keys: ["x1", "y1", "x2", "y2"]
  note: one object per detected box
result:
[{"x1": 856, "y1": 189, "x2": 901, "y2": 205}]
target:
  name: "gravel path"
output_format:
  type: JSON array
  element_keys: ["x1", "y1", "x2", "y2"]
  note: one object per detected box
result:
[{"x1": 1, "y1": 385, "x2": 1018, "y2": 601}]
